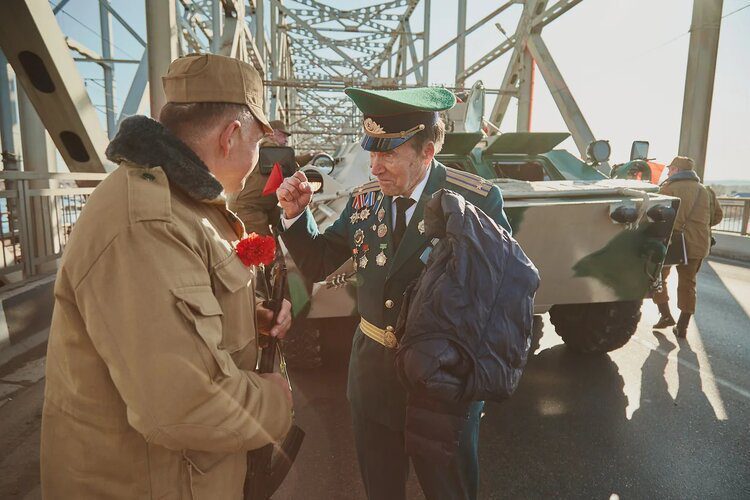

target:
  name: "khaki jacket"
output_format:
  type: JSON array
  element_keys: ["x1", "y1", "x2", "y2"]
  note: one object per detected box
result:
[
  {"x1": 230, "y1": 167, "x2": 280, "y2": 235},
  {"x1": 660, "y1": 171, "x2": 723, "y2": 259},
  {"x1": 41, "y1": 116, "x2": 292, "y2": 499},
  {"x1": 229, "y1": 138, "x2": 315, "y2": 235}
]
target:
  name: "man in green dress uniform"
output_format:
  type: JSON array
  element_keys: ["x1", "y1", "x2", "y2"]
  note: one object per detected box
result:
[{"x1": 277, "y1": 87, "x2": 511, "y2": 500}]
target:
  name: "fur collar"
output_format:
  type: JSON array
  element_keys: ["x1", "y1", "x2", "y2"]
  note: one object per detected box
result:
[
  {"x1": 105, "y1": 116, "x2": 223, "y2": 202},
  {"x1": 661, "y1": 169, "x2": 700, "y2": 186}
]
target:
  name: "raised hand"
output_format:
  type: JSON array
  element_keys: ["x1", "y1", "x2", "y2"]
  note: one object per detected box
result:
[{"x1": 276, "y1": 171, "x2": 313, "y2": 219}]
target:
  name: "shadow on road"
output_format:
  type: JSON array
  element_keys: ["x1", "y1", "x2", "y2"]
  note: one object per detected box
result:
[
  {"x1": 479, "y1": 344, "x2": 628, "y2": 499},
  {"x1": 479, "y1": 321, "x2": 749, "y2": 499}
]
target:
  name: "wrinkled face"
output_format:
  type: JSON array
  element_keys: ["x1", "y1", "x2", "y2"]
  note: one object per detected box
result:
[
  {"x1": 273, "y1": 129, "x2": 290, "y2": 146},
  {"x1": 218, "y1": 118, "x2": 266, "y2": 193},
  {"x1": 369, "y1": 141, "x2": 432, "y2": 197}
]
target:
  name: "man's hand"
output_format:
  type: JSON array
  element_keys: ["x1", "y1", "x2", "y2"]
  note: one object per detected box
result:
[
  {"x1": 255, "y1": 299, "x2": 292, "y2": 339},
  {"x1": 256, "y1": 299, "x2": 292, "y2": 338},
  {"x1": 277, "y1": 171, "x2": 313, "y2": 219},
  {"x1": 260, "y1": 372, "x2": 292, "y2": 406}
]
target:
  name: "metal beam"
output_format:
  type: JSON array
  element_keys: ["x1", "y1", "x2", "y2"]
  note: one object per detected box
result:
[
  {"x1": 0, "y1": 51, "x2": 21, "y2": 169},
  {"x1": 422, "y1": 0, "x2": 430, "y2": 84},
  {"x1": 52, "y1": 0, "x2": 71, "y2": 14},
  {"x1": 272, "y1": 0, "x2": 374, "y2": 78},
  {"x1": 97, "y1": 0, "x2": 147, "y2": 46},
  {"x1": 527, "y1": 33, "x2": 601, "y2": 169},
  {"x1": 0, "y1": 0, "x2": 110, "y2": 172},
  {"x1": 145, "y1": 0, "x2": 179, "y2": 119},
  {"x1": 458, "y1": 0, "x2": 583, "y2": 83},
  {"x1": 455, "y1": 0, "x2": 467, "y2": 88},
  {"x1": 516, "y1": 48, "x2": 535, "y2": 132},
  {"x1": 404, "y1": 21, "x2": 422, "y2": 84},
  {"x1": 488, "y1": 0, "x2": 547, "y2": 128},
  {"x1": 402, "y1": 0, "x2": 515, "y2": 80},
  {"x1": 117, "y1": 50, "x2": 148, "y2": 128},
  {"x1": 678, "y1": 0, "x2": 723, "y2": 180},
  {"x1": 99, "y1": 0, "x2": 116, "y2": 138},
  {"x1": 18, "y1": 86, "x2": 56, "y2": 177},
  {"x1": 255, "y1": 0, "x2": 265, "y2": 65},
  {"x1": 269, "y1": 0, "x2": 278, "y2": 119}
]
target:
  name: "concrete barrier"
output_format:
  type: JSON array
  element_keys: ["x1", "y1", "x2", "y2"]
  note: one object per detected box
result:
[
  {"x1": 0, "y1": 274, "x2": 55, "y2": 353},
  {"x1": 711, "y1": 231, "x2": 750, "y2": 262}
]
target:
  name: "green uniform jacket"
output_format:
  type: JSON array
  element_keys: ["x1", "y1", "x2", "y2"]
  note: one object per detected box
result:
[{"x1": 281, "y1": 161, "x2": 511, "y2": 429}]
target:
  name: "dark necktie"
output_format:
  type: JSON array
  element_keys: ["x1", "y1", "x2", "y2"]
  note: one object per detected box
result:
[{"x1": 393, "y1": 197, "x2": 415, "y2": 251}]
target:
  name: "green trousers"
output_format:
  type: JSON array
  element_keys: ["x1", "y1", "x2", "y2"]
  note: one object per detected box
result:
[{"x1": 350, "y1": 402, "x2": 483, "y2": 500}]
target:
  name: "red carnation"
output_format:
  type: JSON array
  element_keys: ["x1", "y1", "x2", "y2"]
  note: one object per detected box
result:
[{"x1": 236, "y1": 233, "x2": 276, "y2": 267}]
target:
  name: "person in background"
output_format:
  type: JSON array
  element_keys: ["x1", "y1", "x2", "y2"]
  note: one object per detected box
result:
[
  {"x1": 229, "y1": 119, "x2": 320, "y2": 234},
  {"x1": 653, "y1": 156, "x2": 723, "y2": 337}
]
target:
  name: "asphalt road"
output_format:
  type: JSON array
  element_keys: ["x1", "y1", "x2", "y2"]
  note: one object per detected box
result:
[{"x1": 1, "y1": 258, "x2": 749, "y2": 499}]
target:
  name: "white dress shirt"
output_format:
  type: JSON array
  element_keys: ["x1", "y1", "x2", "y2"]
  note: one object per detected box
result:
[
  {"x1": 392, "y1": 168, "x2": 429, "y2": 227},
  {"x1": 282, "y1": 167, "x2": 431, "y2": 229}
]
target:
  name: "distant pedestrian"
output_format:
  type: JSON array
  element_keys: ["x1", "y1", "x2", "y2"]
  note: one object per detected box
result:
[{"x1": 653, "y1": 156, "x2": 723, "y2": 337}]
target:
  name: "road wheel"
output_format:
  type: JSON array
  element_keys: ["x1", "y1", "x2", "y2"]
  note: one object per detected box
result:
[
  {"x1": 282, "y1": 323, "x2": 322, "y2": 369},
  {"x1": 549, "y1": 300, "x2": 642, "y2": 354}
]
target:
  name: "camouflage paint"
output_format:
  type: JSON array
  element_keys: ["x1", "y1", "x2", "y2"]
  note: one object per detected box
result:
[
  {"x1": 572, "y1": 226, "x2": 656, "y2": 300},
  {"x1": 503, "y1": 206, "x2": 529, "y2": 233}
]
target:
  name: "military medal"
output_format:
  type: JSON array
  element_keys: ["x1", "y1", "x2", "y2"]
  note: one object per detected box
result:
[
  {"x1": 350, "y1": 212, "x2": 360, "y2": 224},
  {"x1": 360, "y1": 207, "x2": 371, "y2": 220},
  {"x1": 354, "y1": 228, "x2": 364, "y2": 245},
  {"x1": 418, "y1": 219, "x2": 425, "y2": 235},
  {"x1": 377, "y1": 208, "x2": 386, "y2": 222},
  {"x1": 359, "y1": 254, "x2": 368, "y2": 269},
  {"x1": 377, "y1": 224, "x2": 388, "y2": 238},
  {"x1": 376, "y1": 251, "x2": 387, "y2": 266},
  {"x1": 372, "y1": 224, "x2": 378, "y2": 231}
]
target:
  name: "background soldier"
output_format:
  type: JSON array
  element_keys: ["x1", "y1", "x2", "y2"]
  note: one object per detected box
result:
[
  {"x1": 653, "y1": 156, "x2": 723, "y2": 337},
  {"x1": 230, "y1": 120, "x2": 319, "y2": 234},
  {"x1": 277, "y1": 87, "x2": 512, "y2": 500},
  {"x1": 41, "y1": 54, "x2": 293, "y2": 498}
]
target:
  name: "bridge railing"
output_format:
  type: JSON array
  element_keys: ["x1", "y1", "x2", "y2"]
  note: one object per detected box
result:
[
  {"x1": 0, "y1": 171, "x2": 107, "y2": 285},
  {"x1": 715, "y1": 197, "x2": 750, "y2": 236}
]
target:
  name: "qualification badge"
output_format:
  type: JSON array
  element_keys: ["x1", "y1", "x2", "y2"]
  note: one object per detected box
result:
[{"x1": 418, "y1": 219, "x2": 425, "y2": 235}]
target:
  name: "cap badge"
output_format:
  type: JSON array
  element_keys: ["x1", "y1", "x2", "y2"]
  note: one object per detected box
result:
[{"x1": 363, "y1": 118, "x2": 385, "y2": 135}]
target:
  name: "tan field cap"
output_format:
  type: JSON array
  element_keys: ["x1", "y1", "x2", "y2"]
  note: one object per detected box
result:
[
  {"x1": 668, "y1": 156, "x2": 695, "y2": 171},
  {"x1": 162, "y1": 53, "x2": 272, "y2": 134},
  {"x1": 269, "y1": 119, "x2": 291, "y2": 136}
]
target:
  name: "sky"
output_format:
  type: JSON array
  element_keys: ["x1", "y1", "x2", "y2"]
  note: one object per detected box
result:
[{"x1": 54, "y1": 0, "x2": 750, "y2": 181}]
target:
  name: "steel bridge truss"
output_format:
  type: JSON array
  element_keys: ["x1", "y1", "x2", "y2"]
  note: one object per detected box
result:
[{"x1": 1, "y1": 0, "x2": 600, "y2": 165}]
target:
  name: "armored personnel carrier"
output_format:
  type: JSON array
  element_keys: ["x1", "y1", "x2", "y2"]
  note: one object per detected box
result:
[{"x1": 290, "y1": 85, "x2": 677, "y2": 355}]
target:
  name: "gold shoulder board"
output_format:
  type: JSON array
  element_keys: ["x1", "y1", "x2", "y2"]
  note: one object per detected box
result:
[
  {"x1": 445, "y1": 168, "x2": 493, "y2": 197},
  {"x1": 352, "y1": 179, "x2": 381, "y2": 196}
]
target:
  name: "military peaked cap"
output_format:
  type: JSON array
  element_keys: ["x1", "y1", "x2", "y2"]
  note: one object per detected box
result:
[{"x1": 345, "y1": 87, "x2": 456, "y2": 152}]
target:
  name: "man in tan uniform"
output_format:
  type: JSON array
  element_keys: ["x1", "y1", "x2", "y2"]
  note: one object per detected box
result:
[
  {"x1": 41, "y1": 54, "x2": 293, "y2": 499},
  {"x1": 653, "y1": 156, "x2": 723, "y2": 337},
  {"x1": 230, "y1": 120, "x2": 319, "y2": 234}
]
